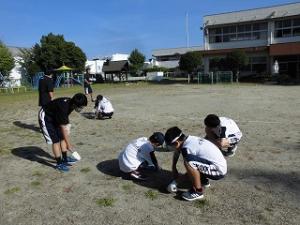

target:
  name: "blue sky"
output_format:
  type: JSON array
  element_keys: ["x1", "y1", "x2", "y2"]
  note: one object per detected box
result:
[{"x1": 0, "y1": 0, "x2": 297, "y2": 59}]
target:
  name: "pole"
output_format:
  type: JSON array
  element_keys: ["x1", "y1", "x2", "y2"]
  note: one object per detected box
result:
[{"x1": 186, "y1": 12, "x2": 190, "y2": 48}]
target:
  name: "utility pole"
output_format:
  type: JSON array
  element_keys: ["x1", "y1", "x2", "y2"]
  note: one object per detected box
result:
[{"x1": 186, "y1": 12, "x2": 190, "y2": 48}]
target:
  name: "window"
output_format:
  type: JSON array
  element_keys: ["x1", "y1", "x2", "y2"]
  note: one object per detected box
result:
[
  {"x1": 293, "y1": 27, "x2": 300, "y2": 36},
  {"x1": 275, "y1": 17, "x2": 300, "y2": 38},
  {"x1": 208, "y1": 22, "x2": 268, "y2": 43}
]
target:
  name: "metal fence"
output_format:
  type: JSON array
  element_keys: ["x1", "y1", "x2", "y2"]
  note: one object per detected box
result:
[{"x1": 197, "y1": 71, "x2": 233, "y2": 84}]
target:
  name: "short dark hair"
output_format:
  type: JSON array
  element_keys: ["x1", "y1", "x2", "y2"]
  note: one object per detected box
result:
[
  {"x1": 71, "y1": 93, "x2": 87, "y2": 108},
  {"x1": 96, "y1": 95, "x2": 103, "y2": 101},
  {"x1": 44, "y1": 70, "x2": 53, "y2": 76},
  {"x1": 94, "y1": 95, "x2": 103, "y2": 108},
  {"x1": 149, "y1": 132, "x2": 165, "y2": 146},
  {"x1": 204, "y1": 114, "x2": 220, "y2": 128},
  {"x1": 164, "y1": 126, "x2": 185, "y2": 145}
]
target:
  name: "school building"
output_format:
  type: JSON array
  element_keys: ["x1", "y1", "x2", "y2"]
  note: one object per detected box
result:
[{"x1": 152, "y1": 2, "x2": 300, "y2": 80}]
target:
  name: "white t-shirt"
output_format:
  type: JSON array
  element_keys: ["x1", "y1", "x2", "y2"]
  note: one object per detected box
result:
[
  {"x1": 182, "y1": 136, "x2": 227, "y2": 175},
  {"x1": 118, "y1": 137, "x2": 154, "y2": 173},
  {"x1": 97, "y1": 97, "x2": 114, "y2": 114},
  {"x1": 220, "y1": 117, "x2": 242, "y2": 144}
]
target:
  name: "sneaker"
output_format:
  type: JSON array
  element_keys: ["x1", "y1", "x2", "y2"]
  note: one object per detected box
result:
[
  {"x1": 182, "y1": 188, "x2": 204, "y2": 201},
  {"x1": 201, "y1": 177, "x2": 210, "y2": 188},
  {"x1": 130, "y1": 171, "x2": 147, "y2": 181},
  {"x1": 56, "y1": 163, "x2": 70, "y2": 172},
  {"x1": 139, "y1": 162, "x2": 157, "y2": 171},
  {"x1": 63, "y1": 156, "x2": 78, "y2": 165}
]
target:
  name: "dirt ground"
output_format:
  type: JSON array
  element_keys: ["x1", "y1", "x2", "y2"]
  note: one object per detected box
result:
[{"x1": 0, "y1": 83, "x2": 299, "y2": 225}]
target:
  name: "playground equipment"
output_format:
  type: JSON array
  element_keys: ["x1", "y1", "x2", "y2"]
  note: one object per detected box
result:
[
  {"x1": 197, "y1": 71, "x2": 233, "y2": 84},
  {"x1": 32, "y1": 72, "x2": 44, "y2": 89},
  {"x1": 54, "y1": 73, "x2": 83, "y2": 88},
  {"x1": 54, "y1": 65, "x2": 83, "y2": 88}
]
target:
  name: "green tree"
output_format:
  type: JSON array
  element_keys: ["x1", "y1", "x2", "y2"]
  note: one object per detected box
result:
[
  {"x1": 128, "y1": 49, "x2": 145, "y2": 75},
  {"x1": 0, "y1": 41, "x2": 15, "y2": 76},
  {"x1": 179, "y1": 51, "x2": 202, "y2": 82},
  {"x1": 33, "y1": 33, "x2": 86, "y2": 72},
  {"x1": 18, "y1": 48, "x2": 41, "y2": 77},
  {"x1": 226, "y1": 50, "x2": 249, "y2": 82}
]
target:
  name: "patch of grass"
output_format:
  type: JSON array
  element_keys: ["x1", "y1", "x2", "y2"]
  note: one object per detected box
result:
[
  {"x1": 80, "y1": 167, "x2": 91, "y2": 173},
  {"x1": 96, "y1": 198, "x2": 115, "y2": 207},
  {"x1": 32, "y1": 171, "x2": 43, "y2": 177},
  {"x1": 144, "y1": 190, "x2": 158, "y2": 200},
  {"x1": 121, "y1": 184, "x2": 133, "y2": 192},
  {"x1": 31, "y1": 181, "x2": 41, "y2": 187},
  {"x1": 4, "y1": 187, "x2": 20, "y2": 195},
  {"x1": 193, "y1": 199, "x2": 209, "y2": 208},
  {"x1": 0, "y1": 147, "x2": 11, "y2": 156},
  {"x1": 77, "y1": 142, "x2": 84, "y2": 146}
]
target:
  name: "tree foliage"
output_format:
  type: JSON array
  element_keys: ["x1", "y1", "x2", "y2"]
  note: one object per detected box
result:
[
  {"x1": 226, "y1": 50, "x2": 249, "y2": 81},
  {"x1": 179, "y1": 51, "x2": 202, "y2": 74},
  {"x1": 128, "y1": 49, "x2": 145, "y2": 75},
  {"x1": 143, "y1": 66, "x2": 168, "y2": 73},
  {"x1": 33, "y1": 33, "x2": 86, "y2": 72},
  {"x1": 18, "y1": 48, "x2": 41, "y2": 76},
  {"x1": 0, "y1": 41, "x2": 15, "y2": 76}
]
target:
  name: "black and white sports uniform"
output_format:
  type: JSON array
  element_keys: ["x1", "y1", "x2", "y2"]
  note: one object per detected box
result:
[
  {"x1": 38, "y1": 98, "x2": 71, "y2": 144},
  {"x1": 38, "y1": 75, "x2": 54, "y2": 107},
  {"x1": 83, "y1": 73, "x2": 93, "y2": 94},
  {"x1": 181, "y1": 136, "x2": 227, "y2": 180},
  {"x1": 118, "y1": 137, "x2": 155, "y2": 173},
  {"x1": 220, "y1": 117, "x2": 242, "y2": 150}
]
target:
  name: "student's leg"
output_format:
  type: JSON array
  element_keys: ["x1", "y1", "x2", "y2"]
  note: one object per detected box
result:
[
  {"x1": 60, "y1": 139, "x2": 68, "y2": 161},
  {"x1": 60, "y1": 139, "x2": 77, "y2": 164},
  {"x1": 184, "y1": 160, "x2": 201, "y2": 190},
  {"x1": 52, "y1": 142, "x2": 62, "y2": 163}
]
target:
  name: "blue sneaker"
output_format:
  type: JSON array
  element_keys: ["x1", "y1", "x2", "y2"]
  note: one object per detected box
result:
[
  {"x1": 63, "y1": 156, "x2": 78, "y2": 165},
  {"x1": 182, "y1": 188, "x2": 204, "y2": 201},
  {"x1": 56, "y1": 163, "x2": 70, "y2": 172}
]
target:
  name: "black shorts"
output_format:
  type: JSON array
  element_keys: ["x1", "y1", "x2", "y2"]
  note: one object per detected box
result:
[
  {"x1": 184, "y1": 154, "x2": 225, "y2": 180},
  {"x1": 84, "y1": 85, "x2": 93, "y2": 94},
  {"x1": 38, "y1": 108, "x2": 63, "y2": 144},
  {"x1": 101, "y1": 112, "x2": 113, "y2": 117}
]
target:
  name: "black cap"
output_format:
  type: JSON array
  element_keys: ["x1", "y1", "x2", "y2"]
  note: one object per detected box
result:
[
  {"x1": 150, "y1": 132, "x2": 165, "y2": 146},
  {"x1": 164, "y1": 126, "x2": 182, "y2": 145}
]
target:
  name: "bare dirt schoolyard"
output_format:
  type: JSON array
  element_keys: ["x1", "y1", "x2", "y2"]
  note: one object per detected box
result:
[{"x1": 0, "y1": 83, "x2": 299, "y2": 225}]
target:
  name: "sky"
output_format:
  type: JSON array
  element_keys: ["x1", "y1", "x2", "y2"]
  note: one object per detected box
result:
[{"x1": 0, "y1": 0, "x2": 298, "y2": 60}]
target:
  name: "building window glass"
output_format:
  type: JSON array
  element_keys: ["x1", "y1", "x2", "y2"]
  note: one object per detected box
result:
[
  {"x1": 275, "y1": 17, "x2": 300, "y2": 38},
  {"x1": 208, "y1": 22, "x2": 267, "y2": 43}
]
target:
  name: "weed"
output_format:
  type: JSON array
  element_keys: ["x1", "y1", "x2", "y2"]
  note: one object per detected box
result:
[
  {"x1": 77, "y1": 142, "x2": 84, "y2": 146},
  {"x1": 80, "y1": 167, "x2": 91, "y2": 173},
  {"x1": 193, "y1": 199, "x2": 209, "y2": 208},
  {"x1": 0, "y1": 147, "x2": 10, "y2": 156},
  {"x1": 32, "y1": 171, "x2": 43, "y2": 177},
  {"x1": 144, "y1": 190, "x2": 158, "y2": 200},
  {"x1": 96, "y1": 198, "x2": 115, "y2": 207},
  {"x1": 121, "y1": 184, "x2": 133, "y2": 192},
  {"x1": 4, "y1": 187, "x2": 20, "y2": 195},
  {"x1": 31, "y1": 181, "x2": 41, "y2": 187}
]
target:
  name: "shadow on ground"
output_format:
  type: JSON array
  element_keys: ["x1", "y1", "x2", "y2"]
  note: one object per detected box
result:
[
  {"x1": 80, "y1": 112, "x2": 95, "y2": 120},
  {"x1": 13, "y1": 121, "x2": 40, "y2": 133},
  {"x1": 11, "y1": 146, "x2": 55, "y2": 168},
  {"x1": 96, "y1": 159, "x2": 175, "y2": 193}
]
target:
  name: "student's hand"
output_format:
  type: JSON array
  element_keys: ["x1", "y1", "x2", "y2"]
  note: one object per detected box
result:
[
  {"x1": 220, "y1": 138, "x2": 230, "y2": 148},
  {"x1": 67, "y1": 144, "x2": 74, "y2": 152}
]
